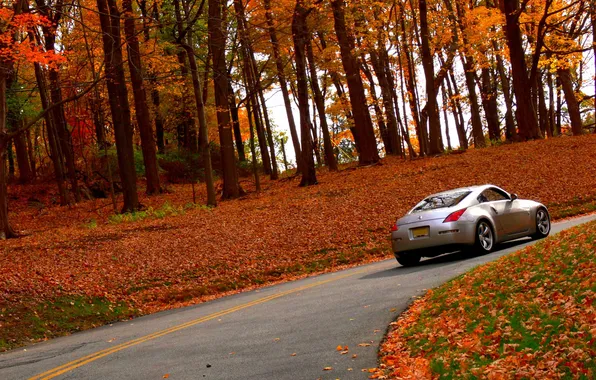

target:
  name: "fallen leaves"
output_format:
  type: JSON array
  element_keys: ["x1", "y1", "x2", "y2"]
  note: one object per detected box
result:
[
  {"x1": 375, "y1": 219, "x2": 596, "y2": 378},
  {"x1": 2, "y1": 135, "x2": 596, "y2": 350}
]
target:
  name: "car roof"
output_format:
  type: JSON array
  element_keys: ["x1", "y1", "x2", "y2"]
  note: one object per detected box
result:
[{"x1": 427, "y1": 184, "x2": 502, "y2": 198}]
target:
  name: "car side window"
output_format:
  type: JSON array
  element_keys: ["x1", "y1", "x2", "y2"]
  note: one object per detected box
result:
[{"x1": 478, "y1": 188, "x2": 509, "y2": 203}]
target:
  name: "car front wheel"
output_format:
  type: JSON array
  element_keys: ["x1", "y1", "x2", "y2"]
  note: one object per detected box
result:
[{"x1": 532, "y1": 208, "x2": 550, "y2": 239}]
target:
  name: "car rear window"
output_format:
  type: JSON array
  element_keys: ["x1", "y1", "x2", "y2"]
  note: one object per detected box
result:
[{"x1": 411, "y1": 191, "x2": 471, "y2": 213}]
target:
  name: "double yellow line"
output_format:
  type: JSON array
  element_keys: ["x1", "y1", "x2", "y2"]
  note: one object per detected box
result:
[{"x1": 29, "y1": 268, "x2": 369, "y2": 379}]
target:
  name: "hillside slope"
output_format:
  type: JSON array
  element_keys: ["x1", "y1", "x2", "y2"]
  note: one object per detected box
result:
[{"x1": 2, "y1": 135, "x2": 596, "y2": 350}]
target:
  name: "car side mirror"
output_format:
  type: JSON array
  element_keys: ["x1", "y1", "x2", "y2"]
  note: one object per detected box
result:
[{"x1": 510, "y1": 193, "x2": 518, "y2": 201}]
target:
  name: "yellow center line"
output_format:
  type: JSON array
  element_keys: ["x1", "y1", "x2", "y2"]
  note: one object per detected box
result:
[{"x1": 29, "y1": 267, "x2": 370, "y2": 380}]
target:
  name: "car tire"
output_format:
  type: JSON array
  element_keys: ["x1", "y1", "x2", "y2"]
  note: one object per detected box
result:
[
  {"x1": 473, "y1": 220, "x2": 495, "y2": 253},
  {"x1": 396, "y1": 253, "x2": 421, "y2": 267},
  {"x1": 532, "y1": 208, "x2": 551, "y2": 239}
]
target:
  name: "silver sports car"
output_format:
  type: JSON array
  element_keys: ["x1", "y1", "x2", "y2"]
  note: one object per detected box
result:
[{"x1": 390, "y1": 185, "x2": 551, "y2": 266}]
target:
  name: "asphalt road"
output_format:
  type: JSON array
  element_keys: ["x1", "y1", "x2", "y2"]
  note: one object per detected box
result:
[{"x1": 2, "y1": 214, "x2": 595, "y2": 380}]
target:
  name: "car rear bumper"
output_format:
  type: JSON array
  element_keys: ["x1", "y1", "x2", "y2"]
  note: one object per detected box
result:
[{"x1": 391, "y1": 220, "x2": 476, "y2": 255}]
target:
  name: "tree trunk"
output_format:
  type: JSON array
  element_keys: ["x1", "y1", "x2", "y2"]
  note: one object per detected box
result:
[
  {"x1": 310, "y1": 109, "x2": 322, "y2": 167},
  {"x1": 251, "y1": 93, "x2": 272, "y2": 174},
  {"x1": 398, "y1": 12, "x2": 424, "y2": 155},
  {"x1": 253, "y1": 64, "x2": 279, "y2": 180},
  {"x1": 183, "y1": 44, "x2": 217, "y2": 206},
  {"x1": 481, "y1": 68, "x2": 501, "y2": 141},
  {"x1": 307, "y1": 40, "x2": 337, "y2": 170},
  {"x1": 547, "y1": 71, "x2": 556, "y2": 136},
  {"x1": 555, "y1": 76, "x2": 562, "y2": 135},
  {"x1": 537, "y1": 73, "x2": 550, "y2": 137},
  {"x1": 494, "y1": 49, "x2": 517, "y2": 141},
  {"x1": 36, "y1": 0, "x2": 81, "y2": 202},
  {"x1": 394, "y1": 40, "x2": 417, "y2": 157},
  {"x1": 172, "y1": 1, "x2": 216, "y2": 205},
  {"x1": 244, "y1": 74, "x2": 261, "y2": 192},
  {"x1": 557, "y1": 68, "x2": 583, "y2": 135},
  {"x1": 48, "y1": 69, "x2": 80, "y2": 202},
  {"x1": 418, "y1": 0, "x2": 443, "y2": 154},
  {"x1": 26, "y1": 128, "x2": 36, "y2": 178},
  {"x1": 501, "y1": 0, "x2": 541, "y2": 140},
  {"x1": 292, "y1": 0, "x2": 317, "y2": 186},
  {"x1": 234, "y1": 0, "x2": 278, "y2": 179},
  {"x1": 459, "y1": 54, "x2": 485, "y2": 148},
  {"x1": 317, "y1": 30, "x2": 357, "y2": 135},
  {"x1": 441, "y1": 85, "x2": 452, "y2": 150},
  {"x1": 152, "y1": 87, "x2": 165, "y2": 153},
  {"x1": 360, "y1": 53, "x2": 390, "y2": 154},
  {"x1": 208, "y1": 0, "x2": 242, "y2": 198},
  {"x1": 280, "y1": 137, "x2": 288, "y2": 172},
  {"x1": 228, "y1": 82, "x2": 246, "y2": 161},
  {"x1": 13, "y1": 127, "x2": 32, "y2": 183},
  {"x1": 264, "y1": 0, "x2": 303, "y2": 172},
  {"x1": 97, "y1": 0, "x2": 139, "y2": 212},
  {"x1": 123, "y1": 0, "x2": 161, "y2": 195},
  {"x1": 78, "y1": 0, "x2": 107, "y2": 151},
  {"x1": 331, "y1": 0, "x2": 379, "y2": 165},
  {"x1": 33, "y1": 63, "x2": 69, "y2": 205},
  {"x1": 142, "y1": 0, "x2": 165, "y2": 153},
  {"x1": 445, "y1": 65, "x2": 468, "y2": 149},
  {"x1": 7, "y1": 138, "x2": 14, "y2": 180},
  {"x1": 370, "y1": 49, "x2": 401, "y2": 156},
  {"x1": 231, "y1": 0, "x2": 272, "y2": 174},
  {"x1": 0, "y1": 69, "x2": 16, "y2": 239},
  {"x1": 591, "y1": 1, "x2": 596, "y2": 132}
]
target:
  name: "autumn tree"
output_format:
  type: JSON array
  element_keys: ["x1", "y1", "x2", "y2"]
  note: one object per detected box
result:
[
  {"x1": 209, "y1": 0, "x2": 242, "y2": 198},
  {"x1": 123, "y1": 0, "x2": 161, "y2": 195},
  {"x1": 418, "y1": 0, "x2": 443, "y2": 154},
  {"x1": 263, "y1": 0, "x2": 303, "y2": 172},
  {"x1": 292, "y1": 0, "x2": 317, "y2": 185},
  {"x1": 330, "y1": 0, "x2": 379, "y2": 165},
  {"x1": 173, "y1": 0, "x2": 216, "y2": 206},
  {"x1": 96, "y1": 0, "x2": 139, "y2": 212},
  {"x1": 500, "y1": 0, "x2": 541, "y2": 140}
]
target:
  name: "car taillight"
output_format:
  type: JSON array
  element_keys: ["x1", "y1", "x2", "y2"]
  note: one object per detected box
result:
[
  {"x1": 391, "y1": 223, "x2": 399, "y2": 232},
  {"x1": 443, "y1": 208, "x2": 467, "y2": 223}
]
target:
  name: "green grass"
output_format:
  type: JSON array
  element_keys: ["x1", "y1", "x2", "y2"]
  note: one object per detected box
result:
[
  {"x1": 378, "y1": 220, "x2": 596, "y2": 378},
  {"x1": 108, "y1": 202, "x2": 211, "y2": 224},
  {"x1": 548, "y1": 194, "x2": 596, "y2": 219},
  {"x1": 0, "y1": 296, "x2": 136, "y2": 352}
]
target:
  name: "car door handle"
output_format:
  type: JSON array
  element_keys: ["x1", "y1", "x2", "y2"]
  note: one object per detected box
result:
[{"x1": 490, "y1": 206, "x2": 498, "y2": 214}]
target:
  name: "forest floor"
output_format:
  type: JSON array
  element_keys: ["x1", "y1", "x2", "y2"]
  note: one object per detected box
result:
[
  {"x1": 373, "y1": 219, "x2": 596, "y2": 379},
  {"x1": 2, "y1": 134, "x2": 596, "y2": 351}
]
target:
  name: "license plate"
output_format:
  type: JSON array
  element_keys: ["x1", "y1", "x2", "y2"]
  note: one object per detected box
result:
[{"x1": 411, "y1": 226, "x2": 430, "y2": 238}]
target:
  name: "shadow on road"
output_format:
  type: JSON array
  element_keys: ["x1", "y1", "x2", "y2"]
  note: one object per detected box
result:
[{"x1": 360, "y1": 237, "x2": 533, "y2": 280}]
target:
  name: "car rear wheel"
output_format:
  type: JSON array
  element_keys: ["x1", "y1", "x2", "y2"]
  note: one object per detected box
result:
[
  {"x1": 396, "y1": 253, "x2": 421, "y2": 267},
  {"x1": 474, "y1": 221, "x2": 494, "y2": 253},
  {"x1": 532, "y1": 208, "x2": 550, "y2": 239}
]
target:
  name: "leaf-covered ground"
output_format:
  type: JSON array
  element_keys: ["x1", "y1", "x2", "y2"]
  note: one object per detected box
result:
[
  {"x1": 374, "y1": 219, "x2": 596, "y2": 379},
  {"x1": 2, "y1": 135, "x2": 596, "y2": 350}
]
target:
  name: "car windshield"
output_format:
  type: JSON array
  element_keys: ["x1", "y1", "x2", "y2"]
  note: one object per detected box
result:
[{"x1": 411, "y1": 191, "x2": 471, "y2": 213}]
